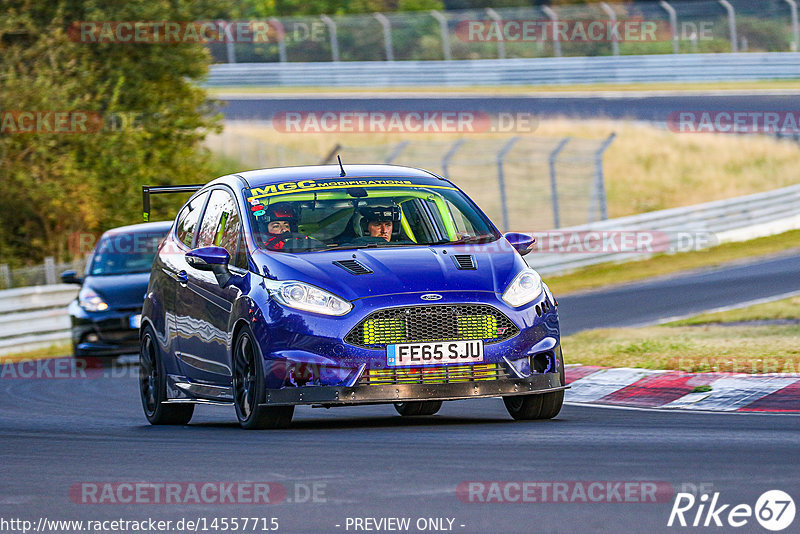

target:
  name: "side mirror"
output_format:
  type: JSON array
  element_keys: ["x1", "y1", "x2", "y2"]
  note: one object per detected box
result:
[
  {"x1": 186, "y1": 246, "x2": 231, "y2": 286},
  {"x1": 60, "y1": 270, "x2": 83, "y2": 285},
  {"x1": 504, "y1": 232, "x2": 536, "y2": 256}
]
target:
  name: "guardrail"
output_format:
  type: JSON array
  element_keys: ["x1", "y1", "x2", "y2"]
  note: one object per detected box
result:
[
  {"x1": 0, "y1": 285, "x2": 77, "y2": 356},
  {"x1": 1, "y1": 184, "x2": 799, "y2": 356},
  {"x1": 528, "y1": 184, "x2": 800, "y2": 274},
  {"x1": 205, "y1": 52, "x2": 800, "y2": 87}
]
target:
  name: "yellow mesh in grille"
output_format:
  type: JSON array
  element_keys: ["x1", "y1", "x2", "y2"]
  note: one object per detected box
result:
[
  {"x1": 361, "y1": 363, "x2": 503, "y2": 385},
  {"x1": 457, "y1": 315, "x2": 497, "y2": 339},
  {"x1": 361, "y1": 315, "x2": 498, "y2": 344},
  {"x1": 363, "y1": 318, "x2": 405, "y2": 345}
]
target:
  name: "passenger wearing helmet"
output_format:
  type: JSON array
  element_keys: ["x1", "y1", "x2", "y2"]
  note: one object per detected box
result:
[{"x1": 359, "y1": 205, "x2": 401, "y2": 242}]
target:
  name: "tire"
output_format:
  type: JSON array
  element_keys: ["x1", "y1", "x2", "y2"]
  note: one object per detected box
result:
[
  {"x1": 139, "y1": 325, "x2": 194, "y2": 425},
  {"x1": 232, "y1": 327, "x2": 294, "y2": 430},
  {"x1": 503, "y1": 390, "x2": 563, "y2": 420},
  {"x1": 394, "y1": 401, "x2": 443, "y2": 417}
]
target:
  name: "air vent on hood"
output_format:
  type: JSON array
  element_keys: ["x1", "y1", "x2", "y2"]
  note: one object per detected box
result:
[
  {"x1": 333, "y1": 259, "x2": 373, "y2": 275},
  {"x1": 451, "y1": 254, "x2": 476, "y2": 270}
]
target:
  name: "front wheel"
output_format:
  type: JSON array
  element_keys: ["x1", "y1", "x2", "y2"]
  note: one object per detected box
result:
[
  {"x1": 503, "y1": 390, "x2": 563, "y2": 420},
  {"x1": 232, "y1": 327, "x2": 294, "y2": 430},
  {"x1": 139, "y1": 326, "x2": 194, "y2": 425},
  {"x1": 394, "y1": 401, "x2": 443, "y2": 416}
]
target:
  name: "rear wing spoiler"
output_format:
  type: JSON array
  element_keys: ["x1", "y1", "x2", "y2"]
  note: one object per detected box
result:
[{"x1": 142, "y1": 185, "x2": 204, "y2": 221}]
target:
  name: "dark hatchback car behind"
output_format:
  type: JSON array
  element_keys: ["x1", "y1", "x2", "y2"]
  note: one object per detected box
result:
[{"x1": 62, "y1": 221, "x2": 171, "y2": 358}]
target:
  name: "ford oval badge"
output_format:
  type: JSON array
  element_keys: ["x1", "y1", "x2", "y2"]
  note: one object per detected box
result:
[{"x1": 421, "y1": 294, "x2": 442, "y2": 301}]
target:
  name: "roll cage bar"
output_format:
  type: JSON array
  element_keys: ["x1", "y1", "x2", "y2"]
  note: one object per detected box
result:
[{"x1": 142, "y1": 185, "x2": 205, "y2": 221}]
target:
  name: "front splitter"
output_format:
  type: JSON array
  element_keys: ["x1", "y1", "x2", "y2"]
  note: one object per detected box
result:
[{"x1": 260, "y1": 374, "x2": 566, "y2": 407}]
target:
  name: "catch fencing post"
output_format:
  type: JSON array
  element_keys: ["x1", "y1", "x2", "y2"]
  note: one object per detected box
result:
[
  {"x1": 786, "y1": 0, "x2": 800, "y2": 51},
  {"x1": 600, "y1": 3, "x2": 620, "y2": 56},
  {"x1": 486, "y1": 8, "x2": 506, "y2": 59},
  {"x1": 591, "y1": 133, "x2": 616, "y2": 222},
  {"x1": 549, "y1": 137, "x2": 571, "y2": 229},
  {"x1": 441, "y1": 139, "x2": 464, "y2": 177},
  {"x1": 220, "y1": 21, "x2": 236, "y2": 63},
  {"x1": 718, "y1": 0, "x2": 738, "y2": 52},
  {"x1": 44, "y1": 257, "x2": 56, "y2": 286},
  {"x1": 430, "y1": 11, "x2": 452, "y2": 60},
  {"x1": 374, "y1": 13, "x2": 394, "y2": 61},
  {"x1": 385, "y1": 141, "x2": 409, "y2": 163},
  {"x1": 496, "y1": 136, "x2": 520, "y2": 231},
  {"x1": 270, "y1": 18, "x2": 288, "y2": 62},
  {"x1": 321, "y1": 15, "x2": 340, "y2": 61},
  {"x1": 659, "y1": 1, "x2": 680, "y2": 54},
  {"x1": 0, "y1": 264, "x2": 9, "y2": 289},
  {"x1": 542, "y1": 6, "x2": 562, "y2": 57}
]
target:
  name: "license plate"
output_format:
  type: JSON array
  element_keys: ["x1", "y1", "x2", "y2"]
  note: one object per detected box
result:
[
  {"x1": 129, "y1": 314, "x2": 142, "y2": 329},
  {"x1": 387, "y1": 340, "x2": 484, "y2": 367}
]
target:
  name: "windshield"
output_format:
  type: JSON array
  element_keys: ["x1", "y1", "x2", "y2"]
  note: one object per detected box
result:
[
  {"x1": 88, "y1": 231, "x2": 165, "y2": 275},
  {"x1": 245, "y1": 180, "x2": 500, "y2": 252}
]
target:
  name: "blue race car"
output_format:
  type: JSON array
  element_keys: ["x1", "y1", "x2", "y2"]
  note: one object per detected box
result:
[{"x1": 139, "y1": 164, "x2": 565, "y2": 429}]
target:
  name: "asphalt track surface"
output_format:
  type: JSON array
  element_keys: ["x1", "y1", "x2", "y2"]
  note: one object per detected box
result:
[
  {"x1": 555, "y1": 250, "x2": 800, "y2": 335},
  {"x1": 219, "y1": 93, "x2": 800, "y2": 122},
  {"x1": 2, "y1": 253, "x2": 800, "y2": 533}
]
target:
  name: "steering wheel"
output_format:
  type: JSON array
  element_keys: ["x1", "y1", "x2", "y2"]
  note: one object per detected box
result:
[{"x1": 264, "y1": 232, "x2": 325, "y2": 251}]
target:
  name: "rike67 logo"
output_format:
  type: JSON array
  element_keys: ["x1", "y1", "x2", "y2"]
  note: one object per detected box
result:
[{"x1": 668, "y1": 490, "x2": 795, "y2": 531}]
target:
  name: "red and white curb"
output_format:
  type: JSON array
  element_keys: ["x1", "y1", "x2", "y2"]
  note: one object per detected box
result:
[{"x1": 564, "y1": 366, "x2": 800, "y2": 412}]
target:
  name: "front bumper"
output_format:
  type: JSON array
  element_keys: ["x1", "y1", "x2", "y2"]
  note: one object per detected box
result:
[{"x1": 260, "y1": 373, "x2": 566, "y2": 407}]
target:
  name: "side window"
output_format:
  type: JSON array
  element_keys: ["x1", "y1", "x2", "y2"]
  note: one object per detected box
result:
[
  {"x1": 176, "y1": 191, "x2": 209, "y2": 247},
  {"x1": 196, "y1": 189, "x2": 247, "y2": 269},
  {"x1": 445, "y1": 199, "x2": 476, "y2": 235}
]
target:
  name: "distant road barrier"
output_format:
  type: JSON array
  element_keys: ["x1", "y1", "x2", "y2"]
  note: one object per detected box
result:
[
  {"x1": 0, "y1": 285, "x2": 76, "y2": 356},
  {"x1": 205, "y1": 53, "x2": 800, "y2": 87},
  {"x1": 528, "y1": 184, "x2": 800, "y2": 274}
]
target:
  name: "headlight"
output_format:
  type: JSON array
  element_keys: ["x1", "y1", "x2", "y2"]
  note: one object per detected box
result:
[
  {"x1": 267, "y1": 280, "x2": 352, "y2": 316},
  {"x1": 78, "y1": 287, "x2": 109, "y2": 312},
  {"x1": 502, "y1": 268, "x2": 543, "y2": 307}
]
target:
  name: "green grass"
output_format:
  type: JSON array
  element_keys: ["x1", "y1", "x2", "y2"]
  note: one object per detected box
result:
[
  {"x1": 545, "y1": 229, "x2": 800, "y2": 296},
  {"x1": 0, "y1": 341, "x2": 72, "y2": 364},
  {"x1": 667, "y1": 295, "x2": 800, "y2": 326},
  {"x1": 562, "y1": 294, "x2": 800, "y2": 374}
]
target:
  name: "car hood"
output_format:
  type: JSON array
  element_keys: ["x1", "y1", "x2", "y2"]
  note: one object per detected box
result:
[
  {"x1": 82, "y1": 272, "x2": 151, "y2": 309},
  {"x1": 253, "y1": 240, "x2": 528, "y2": 301}
]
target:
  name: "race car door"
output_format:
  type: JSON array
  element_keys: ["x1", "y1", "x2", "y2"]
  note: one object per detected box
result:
[{"x1": 175, "y1": 187, "x2": 248, "y2": 388}]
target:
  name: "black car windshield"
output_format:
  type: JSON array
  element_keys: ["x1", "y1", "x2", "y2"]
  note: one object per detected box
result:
[
  {"x1": 88, "y1": 231, "x2": 165, "y2": 275},
  {"x1": 245, "y1": 182, "x2": 501, "y2": 252}
]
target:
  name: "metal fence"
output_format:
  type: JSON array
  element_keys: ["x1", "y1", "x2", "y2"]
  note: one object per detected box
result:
[
  {"x1": 0, "y1": 258, "x2": 86, "y2": 290},
  {"x1": 206, "y1": 129, "x2": 616, "y2": 233},
  {"x1": 209, "y1": 0, "x2": 800, "y2": 64}
]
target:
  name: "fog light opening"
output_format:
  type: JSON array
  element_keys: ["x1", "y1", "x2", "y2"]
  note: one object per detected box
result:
[
  {"x1": 84, "y1": 333, "x2": 99, "y2": 343},
  {"x1": 531, "y1": 352, "x2": 553, "y2": 374}
]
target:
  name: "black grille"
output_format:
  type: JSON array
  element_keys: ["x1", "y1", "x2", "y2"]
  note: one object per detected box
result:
[
  {"x1": 344, "y1": 304, "x2": 519, "y2": 348},
  {"x1": 452, "y1": 254, "x2": 476, "y2": 270},
  {"x1": 333, "y1": 259, "x2": 372, "y2": 275}
]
